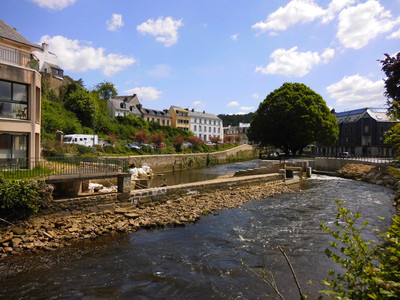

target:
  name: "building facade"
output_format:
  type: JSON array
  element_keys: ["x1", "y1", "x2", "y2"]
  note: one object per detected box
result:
[
  {"x1": 0, "y1": 20, "x2": 42, "y2": 168},
  {"x1": 223, "y1": 122, "x2": 250, "y2": 144},
  {"x1": 108, "y1": 94, "x2": 141, "y2": 118},
  {"x1": 137, "y1": 105, "x2": 172, "y2": 126},
  {"x1": 317, "y1": 108, "x2": 397, "y2": 157},
  {"x1": 168, "y1": 106, "x2": 190, "y2": 131},
  {"x1": 189, "y1": 109, "x2": 223, "y2": 142}
]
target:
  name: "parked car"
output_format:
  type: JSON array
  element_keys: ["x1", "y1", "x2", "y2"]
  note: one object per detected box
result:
[
  {"x1": 125, "y1": 142, "x2": 141, "y2": 150},
  {"x1": 339, "y1": 152, "x2": 351, "y2": 158}
]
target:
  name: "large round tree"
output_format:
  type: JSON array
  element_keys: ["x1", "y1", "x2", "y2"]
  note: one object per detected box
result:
[{"x1": 248, "y1": 82, "x2": 338, "y2": 154}]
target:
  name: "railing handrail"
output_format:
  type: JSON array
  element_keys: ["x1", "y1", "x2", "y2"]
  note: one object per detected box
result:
[{"x1": 0, "y1": 156, "x2": 129, "y2": 180}]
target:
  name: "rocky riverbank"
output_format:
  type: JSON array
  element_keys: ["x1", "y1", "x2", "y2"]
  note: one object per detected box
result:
[{"x1": 0, "y1": 181, "x2": 291, "y2": 258}]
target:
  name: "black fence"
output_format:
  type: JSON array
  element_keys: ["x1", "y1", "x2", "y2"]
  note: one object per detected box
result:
[{"x1": 0, "y1": 156, "x2": 130, "y2": 180}]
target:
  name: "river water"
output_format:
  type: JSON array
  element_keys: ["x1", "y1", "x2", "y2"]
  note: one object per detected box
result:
[{"x1": 0, "y1": 162, "x2": 396, "y2": 299}]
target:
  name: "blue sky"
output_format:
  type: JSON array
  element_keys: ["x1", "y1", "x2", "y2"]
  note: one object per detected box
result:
[{"x1": 2, "y1": 0, "x2": 400, "y2": 115}]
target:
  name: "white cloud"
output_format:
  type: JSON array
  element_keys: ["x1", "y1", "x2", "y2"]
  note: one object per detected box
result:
[
  {"x1": 388, "y1": 28, "x2": 400, "y2": 39},
  {"x1": 252, "y1": 93, "x2": 260, "y2": 99},
  {"x1": 322, "y1": 0, "x2": 355, "y2": 24},
  {"x1": 326, "y1": 74, "x2": 385, "y2": 107},
  {"x1": 240, "y1": 106, "x2": 255, "y2": 111},
  {"x1": 337, "y1": 0, "x2": 400, "y2": 49},
  {"x1": 137, "y1": 16, "x2": 183, "y2": 47},
  {"x1": 106, "y1": 14, "x2": 124, "y2": 31},
  {"x1": 255, "y1": 46, "x2": 335, "y2": 77},
  {"x1": 147, "y1": 64, "x2": 172, "y2": 78},
  {"x1": 252, "y1": 0, "x2": 325, "y2": 34},
  {"x1": 30, "y1": 0, "x2": 76, "y2": 10},
  {"x1": 192, "y1": 101, "x2": 205, "y2": 108},
  {"x1": 40, "y1": 35, "x2": 136, "y2": 76},
  {"x1": 228, "y1": 101, "x2": 240, "y2": 107},
  {"x1": 231, "y1": 34, "x2": 239, "y2": 41},
  {"x1": 124, "y1": 87, "x2": 162, "y2": 101}
]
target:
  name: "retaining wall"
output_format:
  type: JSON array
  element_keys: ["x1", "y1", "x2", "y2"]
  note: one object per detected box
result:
[
  {"x1": 107, "y1": 144, "x2": 258, "y2": 173},
  {"x1": 314, "y1": 158, "x2": 389, "y2": 172}
]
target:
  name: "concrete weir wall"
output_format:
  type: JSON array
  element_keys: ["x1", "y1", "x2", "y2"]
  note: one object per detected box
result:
[
  {"x1": 48, "y1": 172, "x2": 284, "y2": 214},
  {"x1": 112, "y1": 144, "x2": 258, "y2": 173},
  {"x1": 313, "y1": 158, "x2": 388, "y2": 172}
]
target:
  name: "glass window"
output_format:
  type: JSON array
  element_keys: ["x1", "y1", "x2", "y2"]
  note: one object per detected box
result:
[
  {"x1": 0, "y1": 80, "x2": 29, "y2": 120},
  {"x1": 0, "y1": 133, "x2": 28, "y2": 168}
]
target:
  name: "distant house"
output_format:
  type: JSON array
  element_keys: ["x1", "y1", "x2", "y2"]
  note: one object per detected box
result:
[
  {"x1": 223, "y1": 122, "x2": 250, "y2": 144},
  {"x1": 168, "y1": 106, "x2": 190, "y2": 131},
  {"x1": 108, "y1": 94, "x2": 141, "y2": 118},
  {"x1": 34, "y1": 42, "x2": 64, "y2": 79},
  {"x1": 317, "y1": 108, "x2": 397, "y2": 157},
  {"x1": 189, "y1": 109, "x2": 224, "y2": 142},
  {"x1": 0, "y1": 19, "x2": 42, "y2": 168},
  {"x1": 137, "y1": 105, "x2": 172, "y2": 126}
]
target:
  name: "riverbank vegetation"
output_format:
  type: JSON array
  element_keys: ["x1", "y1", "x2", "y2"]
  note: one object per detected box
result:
[{"x1": 41, "y1": 78, "x2": 239, "y2": 157}]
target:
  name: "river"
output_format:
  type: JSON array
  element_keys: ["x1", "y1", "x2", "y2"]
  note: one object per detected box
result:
[{"x1": 0, "y1": 162, "x2": 396, "y2": 299}]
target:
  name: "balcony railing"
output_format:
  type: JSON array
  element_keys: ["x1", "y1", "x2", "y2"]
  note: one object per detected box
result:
[{"x1": 0, "y1": 46, "x2": 39, "y2": 71}]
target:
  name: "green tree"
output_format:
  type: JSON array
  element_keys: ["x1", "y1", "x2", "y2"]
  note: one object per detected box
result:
[
  {"x1": 381, "y1": 52, "x2": 400, "y2": 119},
  {"x1": 248, "y1": 82, "x2": 338, "y2": 154},
  {"x1": 64, "y1": 88, "x2": 95, "y2": 128},
  {"x1": 94, "y1": 81, "x2": 117, "y2": 101}
]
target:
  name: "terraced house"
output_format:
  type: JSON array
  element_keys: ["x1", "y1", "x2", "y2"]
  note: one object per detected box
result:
[{"x1": 0, "y1": 20, "x2": 42, "y2": 168}]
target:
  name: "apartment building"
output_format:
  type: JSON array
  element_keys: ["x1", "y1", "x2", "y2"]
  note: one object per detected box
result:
[
  {"x1": 0, "y1": 20, "x2": 42, "y2": 168},
  {"x1": 168, "y1": 106, "x2": 190, "y2": 131},
  {"x1": 189, "y1": 109, "x2": 223, "y2": 142}
]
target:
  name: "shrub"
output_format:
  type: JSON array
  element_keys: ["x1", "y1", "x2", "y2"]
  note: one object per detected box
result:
[
  {"x1": 0, "y1": 177, "x2": 49, "y2": 220},
  {"x1": 319, "y1": 200, "x2": 400, "y2": 299}
]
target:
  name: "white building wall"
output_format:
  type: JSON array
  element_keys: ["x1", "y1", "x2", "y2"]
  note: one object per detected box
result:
[{"x1": 189, "y1": 112, "x2": 224, "y2": 142}]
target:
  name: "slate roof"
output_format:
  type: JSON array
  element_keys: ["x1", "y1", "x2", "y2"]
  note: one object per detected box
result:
[
  {"x1": 188, "y1": 109, "x2": 221, "y2": 120},
  {"x1": 141, "y1": 107, "x2": 171, "y2": 118},
  {"x1": 0, "y1": 19, "x2": 40, "y2": 49},
  {"x1": 335, "y1": 108, "x2": 395, "y2": 124}
]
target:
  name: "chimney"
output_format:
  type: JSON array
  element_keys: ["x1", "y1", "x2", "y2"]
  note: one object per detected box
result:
[{"x1": 42, "y1": 42, "x2": 49, "y2": 54}]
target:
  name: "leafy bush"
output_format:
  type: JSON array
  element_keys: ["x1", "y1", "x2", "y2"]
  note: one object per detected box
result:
[
  {"x1": 0, "y1": 177, "x2": 49, "y2": 220},
  {"x1": 320, "y1": 200, "x2": 400, "y2": 299}
]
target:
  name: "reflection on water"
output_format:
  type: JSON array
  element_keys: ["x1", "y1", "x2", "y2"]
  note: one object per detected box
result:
[
  {"x1": 149, "y1": 159, "x2": 261, "y2": 187},
  {"x1": 0, "y1": 174, "x2": 396, "y2": 299}
]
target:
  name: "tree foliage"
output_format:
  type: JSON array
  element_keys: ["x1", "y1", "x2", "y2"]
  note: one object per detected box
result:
[
  {"x1": 248, "y1": 82, "x2": 338, "y2": 154},
  {"x1": 94, "y1": 81, "x2": 117, "y2": 101},
  {"x1": 218, "y1": 112, "x2": 254, "y2": 126},
  {"x1": 320, "y1": 200, "x2": 400, "y2": 299},
  {"x1": 381, "y1": 52, "x2": 400, "y2": 119}
]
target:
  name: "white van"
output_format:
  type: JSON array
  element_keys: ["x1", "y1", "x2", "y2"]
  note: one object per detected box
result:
[{"x1": 63, "y1": 134, "x2": 98, "y2": 147}]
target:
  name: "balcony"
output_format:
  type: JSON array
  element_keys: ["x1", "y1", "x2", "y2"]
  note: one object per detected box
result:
[{"x1": 0, "y1": 46, "x2": 39, "y2": 71}]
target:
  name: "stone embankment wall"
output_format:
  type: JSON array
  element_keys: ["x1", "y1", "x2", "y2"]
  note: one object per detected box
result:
[{"x1": 109, "y1": 144, "x2": 258, "y2": 173}]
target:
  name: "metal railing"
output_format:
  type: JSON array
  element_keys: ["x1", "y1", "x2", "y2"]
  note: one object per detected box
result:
[
  {"x1": 0, "y1": 156, "x2": 130, "y2": 179},
  {"x1": 299, "y1": 153, "x2": 397, "y2": 165}
]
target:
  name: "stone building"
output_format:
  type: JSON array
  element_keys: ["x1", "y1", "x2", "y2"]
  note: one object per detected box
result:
[
  {"x1": 0, "y1": 20, "x2": 42, "y2": 168},
  {"x1": 107, "y1": 94, "x2": 141, "y2": 118},
  {"x1": 317, "y1": 107, "x2": 397, "y2": 157},
  {"x1": 223, "y1": 123, "x2": 250, "y2": 144}
]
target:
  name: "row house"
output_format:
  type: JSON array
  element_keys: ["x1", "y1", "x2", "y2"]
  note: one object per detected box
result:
[
  {"x1": 317, "y1": 108, "x2": 397, "y2": 157},
  {"x1": 189, "y1": 109, "x2": 224, "y2": 142},
  {"x1": 107, "y1": 94, "x2": 141, "y2": 118},
  {"x1": 168, "y1": 106, "x2": 190, "y2": 131},
  {"x1": 0, "y1": 20, "x2": 42, "y2": 168},
  {"x1": 223, "y1": 123, "x2": 250, "y2": 144},
  {"x1": 137, "y1": 105, "x2": 172, "y2": 126}
]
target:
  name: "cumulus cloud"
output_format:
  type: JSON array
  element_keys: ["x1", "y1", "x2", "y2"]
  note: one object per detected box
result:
[
  {"x1": 326, "y1": 74, "x2": 386, "y2": 107},
  {"x1": 30, "y1": 0, "x2": 76, "y2": 10},
  {"x1": 192, "y1": 101, "x2": 205, "y2": 108},
  {"x1": 336, "y1": 0, "x2": 400, "y2": 49},
  {"x1": 322, "y1": 0, "x2": 355, "y2": 24},
  {"x1": 123, "y1": 87, "x2": 162, "y2": 101},
  {"x1": 137, "y1": 16, "x2": 183, "y2": 47},
  {"x1": 240, "y1": 106, "x2": 255, "y2": 111},
  {"x1": 387, "y1": 28, "x2": 400, "y2": 39},
  {"x1": 106, "y1": 14, "x2": 124, "y2": 31},
  {"x1": 255, "y1": 46, "x2": 335, "y2": 77},
  {"x1": 228, "y1": 101, "x2": 240, "y2": 107},
  {"x1": 40, "y1": 35, "x2": 136, "y2": 76},
  {"x1": 147, "y1": 64, "x2": 172, "y2": 78},
  {"x1": 252, "y1": 0, "x2": 325, "y2": 34},
  {"x1": 230, "y1": 34, "x2": 239, "y2": 41}
]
